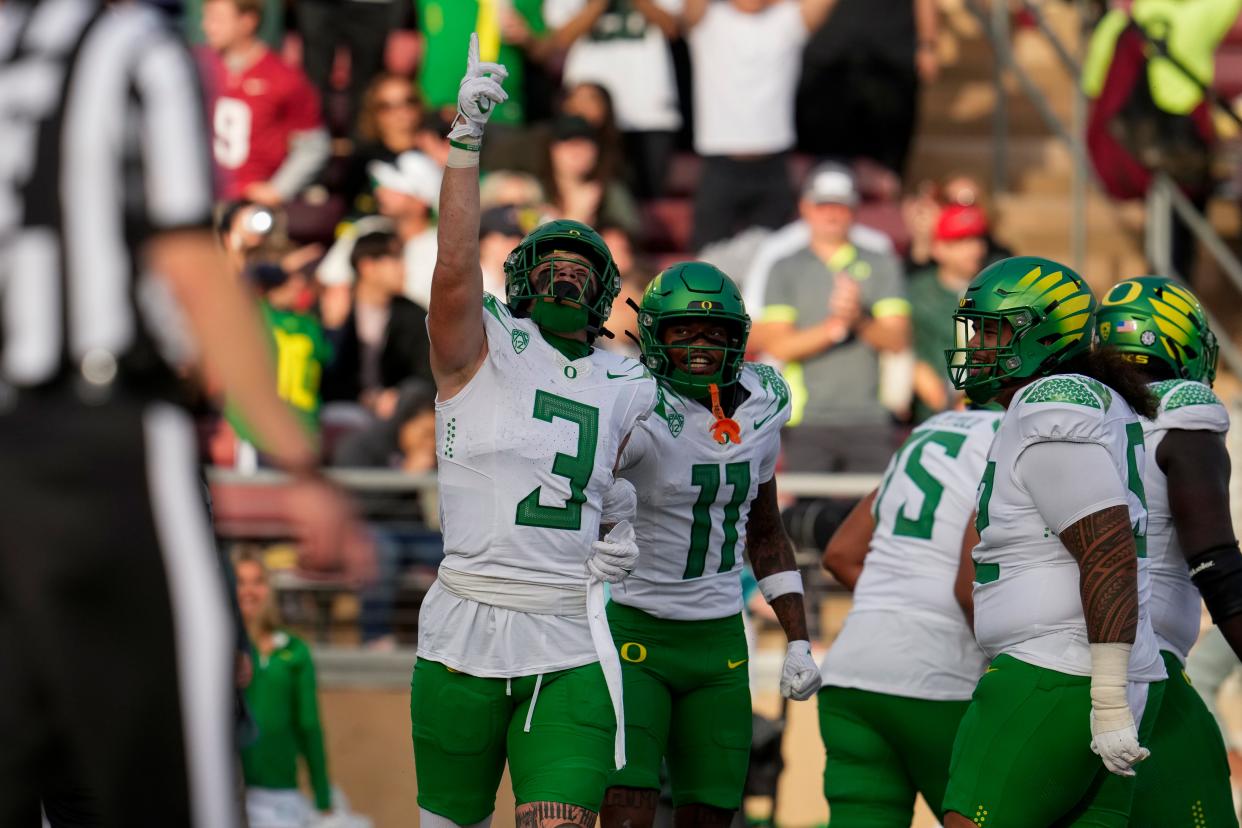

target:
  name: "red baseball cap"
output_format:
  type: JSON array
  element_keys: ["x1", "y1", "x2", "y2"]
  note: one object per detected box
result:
[{"x1": 935, "y1": 204, "x2": 989, "y2": 241}]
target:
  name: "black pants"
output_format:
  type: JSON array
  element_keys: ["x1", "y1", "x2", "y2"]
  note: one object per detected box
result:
[
  {"x1": 692, "y1": 154, "x2": 795, "y2": 252},
  {"x1": 0, "y1": 393, "x2": 238, "y2": 828},
  {"x1": 297, "y1": 0, "x2": 397, "y2": 133},
  {"x1": 622, "y1": 130, "x2": 676, "y2": 200}
]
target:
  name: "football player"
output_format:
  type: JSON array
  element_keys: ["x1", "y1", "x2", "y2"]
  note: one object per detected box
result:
[
  {"x1": 599, "y1": 262, "x2": 821, "y2": 828},
  {"x1": 940, "y1": 256, "x2": 1167, "y2": 828},
  {"x1": 412, "y1": 36, "x2": 658, "y2": 828},
  {"x1": 1096, "y1": 276, "x2": 1240, "y2": 827},
  {"x1": 818, "y1": 402, "x2": 1000, "y2": 826}
]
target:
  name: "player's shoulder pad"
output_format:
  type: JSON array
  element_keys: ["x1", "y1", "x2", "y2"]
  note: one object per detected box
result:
[
  {"x1": 1013, "y1": 374, "x2": 1112, "y2": 445},
  {"x1": 1150, "y1": 379, "x2": 1230, "y2": 433},
  {"x1": 744, "y1": 361, "x2": 793, "y2": 431}
]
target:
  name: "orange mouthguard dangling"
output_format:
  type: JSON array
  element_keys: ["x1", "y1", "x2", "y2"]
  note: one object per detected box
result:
[{"x1": 708, "y1": 383, "x2": 742, "y2": 445}]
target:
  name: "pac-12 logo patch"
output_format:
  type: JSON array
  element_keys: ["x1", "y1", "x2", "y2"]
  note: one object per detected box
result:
[{"x1": 511, "y1": 329, "x2": 530, "y2": 353}]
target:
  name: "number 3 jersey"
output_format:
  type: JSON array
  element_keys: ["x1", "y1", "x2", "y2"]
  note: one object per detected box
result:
[
  {"x1": 418, "y1": 295, "x2": 658, "y2": 676},
  {"x1": 612, "y1": 364, "x2": 792, "y2": 621},
  {"x1": 1141, "y1": 379, "x2": 1231, "y2": 663},
  {"x1": 821, "y1": 410, "x2": 1000, "y2": 700},
  {"x1": 971, "y1": 374, "x2": 1164, "y2": 681}
]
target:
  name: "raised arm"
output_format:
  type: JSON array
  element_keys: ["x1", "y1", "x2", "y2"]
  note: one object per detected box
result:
[
  {"x1": 427, "y1": 34, "x2": 509, "y2": 399},
  {"x1": 635, "y1": 0, "x2": 681, "y2": 38},
  {"x1": 821, "y1": 489, "x2": 878, "y2": 591},
  {"x1": 1159, "y1": 429, "x2": 1242, "y2": 660},
  {"x1": 747, "y1": 478, "x2": 822, "y2": 700}
]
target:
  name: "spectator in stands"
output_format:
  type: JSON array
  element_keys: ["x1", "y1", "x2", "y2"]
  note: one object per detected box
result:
[
  {"x1": 559, "y1": 82, "x2": 627, "y2": 193},
  {"x1": 480, "y1": 170, "x2": 549, "y2": 210},
  {"x1": 902, "y1": 173, "x2": 1011, "y2": 272},
  {"x1": 479, "y1": 205, "x2": 534, "y2": 297},
  {"x1": 742, "y1": 162, "x2": 895, "y2": 324},
  {"x1": 184, "y1": 0, "x2": 284, "y2": 49},
  {"x1": 752, "y1": 162, "x2": 911, "y2": 472},
  {"x1": 796, "y1": 0, "x2": 939, "y2": 175},
  {"x1": 320, "y1": 231, "x2": 435, "y2": 413},
  {"x1": 199, "y1": 0, "x2": 330, "y2": 204},
  {"x1": 231, "y1": 261, "x2": 333, "y2": 445},
  {"x1": 370, "y1": 151, "x2": 442, "y2": 309},
  {"x1": 543, "y1": 115, "x2": 642, "y2": 237},
  {"x1": 683, "y1": 0, "x2": 834, "y2": 251},
  {"x1": 296, "y1": 0, "x2": 399, "y2": 133},
  {"x1": 331, "y1": 381, "x2": 444, "y2": 649},
  {"x1": 908, "y1": 204, "x2": 990, "y2": 421},
  {"x1": 233, "y1": 548, "x2": 334, "y2": 823},
  {"x1": 344, "y1": 74, "x2": 426, "y2": 215},
  {"x1": 218, "y1": 200, "x2": 282, "y2": 276},
  {"x1": 599, "y1": 223, "x2": 652, "y2": 356},
  {"x1": 545, "y1": 1, "x2": 682, "y2": 198}
]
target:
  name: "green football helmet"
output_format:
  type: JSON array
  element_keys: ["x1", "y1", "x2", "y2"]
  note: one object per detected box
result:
[
  {"x1": 944, "y1": 256, "x2": 1097, "y2": 403},
  {"x1": 504, "y1": 219, "x2": 621, "y2": 338},
  {"x1": 1096, "y1": 276, "x2": 1218, "y2": 385},
  {"x1": 637, "y1": 262, "x2": 750, "y2": 399}
]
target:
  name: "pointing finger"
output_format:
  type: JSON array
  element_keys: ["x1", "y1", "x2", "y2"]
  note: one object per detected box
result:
[{"x1": 468, "y1": 32, "x2": 480, "y2": 72}]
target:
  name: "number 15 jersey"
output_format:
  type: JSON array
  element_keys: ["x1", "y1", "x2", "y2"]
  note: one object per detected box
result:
[{"x1": 613, "y1": 364, "x2": 792, "y2": 621}]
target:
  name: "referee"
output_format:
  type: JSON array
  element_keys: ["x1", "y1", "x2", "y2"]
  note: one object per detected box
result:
[{"x1": 0, "y1": 2, "x2": 371, "y2": 827}]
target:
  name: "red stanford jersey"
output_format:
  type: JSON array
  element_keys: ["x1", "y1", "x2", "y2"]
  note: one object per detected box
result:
[{"x1": 197, "y1": 47, "x2": 322, "y2": 199}]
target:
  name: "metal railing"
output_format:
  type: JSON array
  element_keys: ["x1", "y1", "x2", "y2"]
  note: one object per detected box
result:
[{"x1": 966, "y1": 0, "x2": 1242, "y2": 377}]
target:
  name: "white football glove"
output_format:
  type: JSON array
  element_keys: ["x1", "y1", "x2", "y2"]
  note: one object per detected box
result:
[
  {"x1": 1090, "y1": 707, "x2": 1149, "y2": 777},
  {"x1": 779, "y1": 640, "x2": 822, "y2": 700},
  {"x1": 1088, "y1": 643, "x2": 1149, "y2": 777},
  {"x1": 587, "y1": 520, "x2": 638, "y2": 584},
  {"x1": 449, "y1": 33, "x2": 509, "y2": 143},
  {"x1": 601, "y1": 478, "x2": 637, "y2": 526}
]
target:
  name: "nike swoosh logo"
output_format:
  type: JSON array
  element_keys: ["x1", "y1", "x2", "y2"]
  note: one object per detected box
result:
[
  {"x1": 606, "y1": 370, "x2": 635, "y2": 379},
  {"x1": 984, "y1": 666, "x2": 999, "y2": 674},
  {"x1": 727, "y1": 658, "x2": 747, "y2": 669},
  {"x1": 753, "y1": 413, "x2": 776, "y2": 430}
]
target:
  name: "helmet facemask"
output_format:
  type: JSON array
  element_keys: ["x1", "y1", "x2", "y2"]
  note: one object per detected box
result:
[
  {"x1": 644, "y1": 315, "x2": 748, "y2": 399},
  {"x1": 946, "y1": 308, "x2": 1039, "y2": 402},
  {"x1": 505, "y1": 227, "x2": 620, "y2": 339}
]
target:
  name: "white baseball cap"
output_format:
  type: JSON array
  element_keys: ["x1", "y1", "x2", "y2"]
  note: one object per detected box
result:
[
  {"x1": 802, "y1": 162, "x2": 859, "y2": 208},
  {"x1": 369, "y1": 151, "x2": 442, "y2": 209}
]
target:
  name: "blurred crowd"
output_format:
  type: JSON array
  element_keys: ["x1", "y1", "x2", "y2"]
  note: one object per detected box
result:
[{"x1": 192, "y1": 0, "x2": 1018, "y2": 645}]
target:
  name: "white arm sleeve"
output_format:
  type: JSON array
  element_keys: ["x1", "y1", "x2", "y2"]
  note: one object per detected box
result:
[{"x1": 1016, "y1": 441, "x2": 1129, "y2": 534}]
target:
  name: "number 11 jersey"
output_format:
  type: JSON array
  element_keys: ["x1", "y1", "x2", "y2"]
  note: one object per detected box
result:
[{"x1": 613, "y1": 363, "x2": 792, "y2": 621}]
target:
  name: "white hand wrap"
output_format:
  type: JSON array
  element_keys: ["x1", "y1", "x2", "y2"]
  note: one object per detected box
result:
[
  {"x1": 587, "y1": 520, "x2": 639, "y2": 584},
  {"x1": 780, "y1": 640, "x2": 822, "y2": 700},
  {"x1": 1088, "y1": 642, "x2": 1149, "y2": 776},
  {"x1": 757, "y1": 570, "x2": 804, "y2": 603}
]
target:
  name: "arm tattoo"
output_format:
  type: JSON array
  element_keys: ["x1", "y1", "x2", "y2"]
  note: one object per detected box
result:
[
  {"x1": 515, "y1": 802, "x2": 597, "y2": 828},
  {"x1": 1059, "y1": 505, "x2": 1139, "y2": 643},
  {"x1": 747, "y1": 479, "x2": 810, "y2": 642}
]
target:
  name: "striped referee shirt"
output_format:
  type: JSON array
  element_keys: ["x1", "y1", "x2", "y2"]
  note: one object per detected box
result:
[{"x1": 0, "y1": 0, "x2": 215, "y2": 393}]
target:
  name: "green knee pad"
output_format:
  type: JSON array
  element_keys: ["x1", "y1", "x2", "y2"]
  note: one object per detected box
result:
[
  {"x1": 411, "y1": 658, "x2": 616, "y2": 823},
  {"x1": 1130, "y1": 651, "x2": 1237, "y2": 828},
  {"x1": 605, "y1": 603, "x2": 751, "y2": 809}
]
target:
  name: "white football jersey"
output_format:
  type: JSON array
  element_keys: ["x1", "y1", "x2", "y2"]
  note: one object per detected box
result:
[
  {"x1": 1142, "y1": 379, "x2": 1230, "y2": 663},
  {"x1": 612, "y1": 363, "x2": 791, "y2": 620},
  {"x1": 821, "y1": 409, "x2": 1000, "y2": 700},
  {"x1": 417, "y1": 295, "x2": 659, "y2": 676},
  {"x1": 972, "y1": 374, "x2": 1164, "y2": 681}
]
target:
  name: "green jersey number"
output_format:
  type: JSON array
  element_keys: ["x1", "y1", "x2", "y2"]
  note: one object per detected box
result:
[
  {"x1": 685, "y1": 462, "x2": 751, "y2": 579},
  {"x1": 975, "y1": 461, "x2": 996, "y2": 533},
  {"x1": 515, "y1": 391, "x2": 599, "y2": 531},
  {"x1": 873, "y1": 429, "x2": 968, "y2": 540}
]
